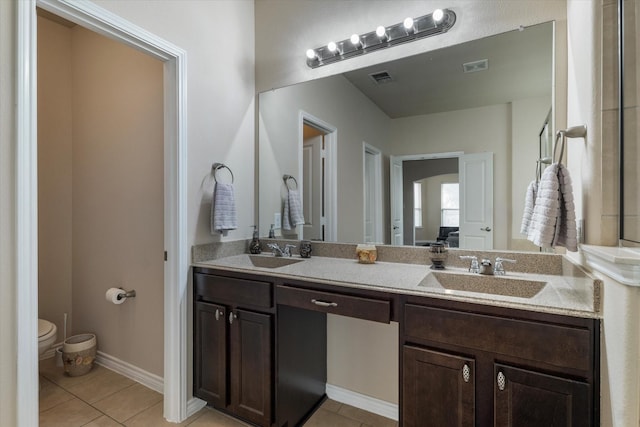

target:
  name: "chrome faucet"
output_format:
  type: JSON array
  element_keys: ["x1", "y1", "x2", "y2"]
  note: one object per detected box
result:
[
  {"x1": 459, "y1": 256, "x2": 480, "y2": 274},
  {"x1": 267, "y1": 243, "x2": 296, "y2": 257},
  {"x1": 494, "y1": 257, "x2": 517, "y2": 275}
]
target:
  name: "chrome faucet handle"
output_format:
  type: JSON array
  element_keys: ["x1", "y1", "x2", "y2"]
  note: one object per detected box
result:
[
  {"x1": 283, "y1": 244, "x2": 296, "y2": 257},
  {"x1": 494, "y1": 257, "x2": 516, "y2": 275},
  {"x1": 459, "y1": 255, "x2": 480, "y2": 274},
  {"x1": 266, "y1": 243, "x2": 284, "y2": 257}
]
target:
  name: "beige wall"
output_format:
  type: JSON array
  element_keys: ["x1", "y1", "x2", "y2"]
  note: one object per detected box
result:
[
  {"x1": 0, "y1": 0, "x2": 16, "y2": 424},
  {"x1": 70, "y1": 27, "x2": 165, "y2": 376},
  {"x1": 38, "y1": 16, "x2": 74, "y2": 340}
]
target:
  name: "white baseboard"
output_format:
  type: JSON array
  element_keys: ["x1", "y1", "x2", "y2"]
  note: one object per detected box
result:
[
  {"x1": 96, "y1": 350, "x2": 164, "y2": 394},
  {"x1": 187, "y1": 397, "x2": 207, "y2": 418},
  {"x1": 326, "y1": 383, "x2": 398, "y2": 421}
]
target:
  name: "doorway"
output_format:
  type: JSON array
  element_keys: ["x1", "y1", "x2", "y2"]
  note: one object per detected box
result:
[
  {"x1": 363, "y1": 143, "x2": 383, "y2": 244},
  {"x1": 17, "y1": 1, "x2": 188, "y2": 424},
  {"x1": 299, "y1": 112, "x2": 337, "y2": 242}
]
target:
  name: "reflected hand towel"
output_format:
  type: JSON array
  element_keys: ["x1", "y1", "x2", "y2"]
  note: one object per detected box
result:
[{"x1": 283, "y1": 189, "x2": 304, "y2": 231}]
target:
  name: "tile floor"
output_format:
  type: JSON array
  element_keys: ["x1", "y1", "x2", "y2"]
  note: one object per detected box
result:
[{"x1": 39, "y1": 357, "x2": 398, "y2": 427}]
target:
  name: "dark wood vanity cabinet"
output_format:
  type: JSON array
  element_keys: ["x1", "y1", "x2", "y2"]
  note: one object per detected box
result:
[
  {"x1": 194, "y1": 270, "x2": 274, "y2": 427},
  {"x1": 402, "y1": 298, "x2": 599, "y2": 427}
]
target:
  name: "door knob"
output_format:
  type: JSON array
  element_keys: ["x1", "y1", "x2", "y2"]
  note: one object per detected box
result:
[{"x1": 480, "y1": 227, "x2": 492, "y2": 232}]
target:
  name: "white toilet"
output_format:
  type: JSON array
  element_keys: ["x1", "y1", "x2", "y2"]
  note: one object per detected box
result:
[{"x1": 38, "y1": 318, "x2": 57, "y2": 356}]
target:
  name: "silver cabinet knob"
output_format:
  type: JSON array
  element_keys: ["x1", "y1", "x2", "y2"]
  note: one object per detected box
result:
[
  {"x1": 497, "y1": 371, "x2": 506, "y2": 391},
  {"x1": 228, "y1": 312, "x2": 237, "y2": 324},
  {"x1": 462, "y1": 364, "x2": 471, "y2": 383},
  {"x1": 215, "y1": 309, "x2": 221, "y2": 321}
]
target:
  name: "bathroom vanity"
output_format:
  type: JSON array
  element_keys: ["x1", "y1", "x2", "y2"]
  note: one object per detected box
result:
[{"x1": 193, "y1": 250, "x2": 600, "y2": 427}]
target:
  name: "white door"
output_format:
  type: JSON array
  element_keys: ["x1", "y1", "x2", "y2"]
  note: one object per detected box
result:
[
  {"x1": 302, "y1": 134, "x2": 323, "y2": 240},
  {"x1": 363, "y1": 144, "x2": 383, "y2": 243},
  {"x1": 459, "y1": 152, "x2": 494, "y2": 249},
  {"x1": 390, "y1": 156, "x2": 404, "y2": 245}
]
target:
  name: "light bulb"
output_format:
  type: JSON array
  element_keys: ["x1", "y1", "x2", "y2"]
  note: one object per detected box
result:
[
  {"x1": 306, "y1": 49, "x2": 316, "y2": 60},
  {"x1": 403, "y1": 17, "x2": 414, "y2": 30},
  {"x1": 433, "y1": 9, "x2": 444, "y2": 22},
  {"x1": 327, "y1": 41, "x2": 337, "y2": 52},
  {"x1": 376, "y1": 26, "x2": 386, "y2": 38},
  {"x1": 350, "y1": 34, "x2": 360, "y2": 46}
]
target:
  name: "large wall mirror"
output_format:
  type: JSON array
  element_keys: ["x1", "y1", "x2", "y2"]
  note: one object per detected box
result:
[
  {"x1": 258, "y1": 21, "x2": 554, "y2": 251},
  {"x1": 621, "y1": 0, "x2": 640, "y2": 245}
]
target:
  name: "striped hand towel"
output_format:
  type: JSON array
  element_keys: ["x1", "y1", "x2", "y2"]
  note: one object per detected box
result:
[
  {"x1": 282, "y1": 189, "x2": 305, "y2": 231},
  {"x1": 211, "y1": 182, "x2": 237, "y2": 234}
]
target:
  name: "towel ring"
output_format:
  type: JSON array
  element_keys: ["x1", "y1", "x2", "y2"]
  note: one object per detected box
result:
[
  {"x1": 212, "y1": 163, "x2": 234, "y2": 184},
  {"x1": 283, "y1": 174, "x2": 298, "y2": 190},
  {"x1": 552, "y1": 132, "x2": 566, "y2": 165}
]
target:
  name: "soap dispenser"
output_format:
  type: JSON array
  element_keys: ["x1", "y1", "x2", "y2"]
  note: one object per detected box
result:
[
  {"x1": 249, "y1": 226, "x2": 262, "y2": 254},
  {"x1": 268, "y1": 224, "x2": 275, "y2": 238}
]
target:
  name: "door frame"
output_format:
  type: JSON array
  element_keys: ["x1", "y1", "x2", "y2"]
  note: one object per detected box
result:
[
  {"x1": 16, "y1": 0, "x2": 189, "y2": 423},
  {"x1": 298, "y1": 111, "x2": 337, "y2": 241}
]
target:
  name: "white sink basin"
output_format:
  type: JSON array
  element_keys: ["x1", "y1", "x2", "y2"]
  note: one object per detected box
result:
[
  {"x1": 420, "y1": 272, "x2": 547, "y2": 299},
  {"x1": 248, "y1": 255, "x2": 305, "y2": 269}
]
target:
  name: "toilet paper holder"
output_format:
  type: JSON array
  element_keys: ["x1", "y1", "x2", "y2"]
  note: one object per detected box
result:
[{"x1": 117, "y1": 288, "x2": 136, "y2": 300}]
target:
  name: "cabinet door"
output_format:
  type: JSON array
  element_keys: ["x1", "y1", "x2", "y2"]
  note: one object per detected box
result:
[
  {"x1": 194, "y1": 302, "x2": 228, "y2": 407},
  {"x1": 230, "y1": 309, "x2": 272, "y2": 427},
  {"x1": 403, "y1": 345, "x2": 475, "y2": 427},
  {"x1": 494, "y1": 364, "x2": 591, "y2": 427}
]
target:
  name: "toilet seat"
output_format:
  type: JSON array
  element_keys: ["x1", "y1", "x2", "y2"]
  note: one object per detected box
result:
[{"x1": 38, "y1": 319, "x2": 55, "y2": 340}]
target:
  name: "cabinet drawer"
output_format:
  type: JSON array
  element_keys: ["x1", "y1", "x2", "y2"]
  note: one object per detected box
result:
[
  {"x1": 404, "y1": 304, "x2": 592, "y2": 372},
  {"x1": 277, "y1": 285, "x2": 390, "y2": 323},
  {"x1": 195, "y1": 273, "x2": 273, "y2": 308}
]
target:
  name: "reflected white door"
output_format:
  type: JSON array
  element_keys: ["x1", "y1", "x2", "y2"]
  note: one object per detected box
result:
[
  {"x1": 459, "y1": 152, "x2": 493, "y2": 249},
  {"x1": 303, "y1": 135, "x2": 323, "y2": 240},
  {"x1": 363, "y1": 144, "x2": 383, "y2": 243},
  {"x1": 390, "y1": 156, "x2": 404, "y2": 245}
]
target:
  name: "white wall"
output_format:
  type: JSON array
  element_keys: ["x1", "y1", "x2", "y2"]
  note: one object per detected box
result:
[
  {"x1": 0, "y1": 0, "x2": 16, "y2": 424},
  {"x1": 259, "y1": 74, "x2": 392, "y2": 243},
  {"x1": 93, "y1": 0, "x2": 256, "y2": 245}
]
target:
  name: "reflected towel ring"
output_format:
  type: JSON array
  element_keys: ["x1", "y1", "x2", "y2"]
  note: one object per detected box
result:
[
  {"x1": 552, "y1": 132, "x2": 566, "y2": 165},
  {"x1": 283, "y1": 174, "x2": 298, "y2": 190},
  {"x1": 212, "y1": 163, "x2": 234, "y2": 184}
]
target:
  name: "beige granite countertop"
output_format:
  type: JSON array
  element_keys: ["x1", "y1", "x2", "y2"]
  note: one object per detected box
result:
[{"x1": 193, "y1": 252, "x2": 601, "y2": 318}]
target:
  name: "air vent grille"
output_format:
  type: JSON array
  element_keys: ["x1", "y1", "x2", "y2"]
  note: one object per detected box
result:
[
  {"x1": 462, "y1": 59, "x2": 489, "y2": 73},
  {"x1": 369, "y1": 71, "x2": 394, "y2": 85}
]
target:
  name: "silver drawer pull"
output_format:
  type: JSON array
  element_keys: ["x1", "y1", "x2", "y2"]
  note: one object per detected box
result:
[
  {"x1": 462, "y1": 364, "x2": 470, "y2": 383},
  {"x1": 215, "y1": 309, "x2": 220, "y2": 321},
  {"x1": 311, "y1": 299, "x2": 338, "y2": 307},
  {"x1": 229, "y1": 312, "x2": 237, "y2": 324}
]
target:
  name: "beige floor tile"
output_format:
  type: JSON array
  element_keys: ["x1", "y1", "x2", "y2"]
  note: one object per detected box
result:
[
  {"x1": 39, "y1": 377, "x2": 75, "y2": 412},
  {"x1": 186, "y1": 408, "x2": 250, "y2": 427},
  {"x1": 83, "y1": 415, "x2": 124, "y2": 426},
  {"x1": 40, "y1": 357, "x2": 105, "y2": 389},
  {"x1": 338, "y1": 404, "x2": 396, "y2": 427},
  {"x1": 320, "y1": 398, "x2": 342, "y2": 413},
  {"x1": 39, "y1": 397, "x2": 102, "y2": 427},
  {"x1": 303, "y1": 408, "x2": 361, "y2": 427},
  {"x1": 93, "y1": 383, "x2": 162, "y2": 423},
  {"x1": 66, "y1": 367, "x2": 135, "y2": 404},
  {"x1": 124, "y1": 401, "x2": 205, "y2": 427}
]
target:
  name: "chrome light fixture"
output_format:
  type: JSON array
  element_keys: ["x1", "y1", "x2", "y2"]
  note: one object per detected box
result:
[{"x1": 305, "y1": 9, "x2": 456, "y2": 68}]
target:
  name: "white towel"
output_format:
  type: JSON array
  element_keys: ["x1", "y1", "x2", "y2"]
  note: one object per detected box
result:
[
  {"x1": 554, "y1": 164, "x2": 578, "y2": 251},
  {"x1": 526, "y1": 163, "x2": 578, "y2": 251},
  {"x1": 527, "y1": 164, "x2": 560, "y2": 248},
  {"x1": 282, "y1": 189, "x2": 304, "y2": 230},
  {"x1": 211, "y1": 182, "x2": 237, "y2": 234},
  {"x1": 520, "y1": 180, "x2": 538, "y2": 235}
]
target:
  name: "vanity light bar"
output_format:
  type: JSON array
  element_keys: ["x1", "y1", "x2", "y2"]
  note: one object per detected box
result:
[{"x1": 305, "y1": 9, "x2": 456, "y2": 68}]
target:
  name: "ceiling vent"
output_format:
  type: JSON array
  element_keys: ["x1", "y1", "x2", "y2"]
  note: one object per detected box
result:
[
  {"x1": 462, "y1": 59, "x2": 489, "y2": 73},
  {"x1": 369, "y1": 71, "x2": 395, "y2": 85}
]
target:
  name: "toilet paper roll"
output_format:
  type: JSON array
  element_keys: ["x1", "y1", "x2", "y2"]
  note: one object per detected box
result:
[{"x1": 106, "y1": 288, "x2": 126, "y2": 305}]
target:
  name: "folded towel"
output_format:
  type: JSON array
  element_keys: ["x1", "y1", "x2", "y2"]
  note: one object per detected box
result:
[
  {"x1": 526, "y1": 163, "x2": 578, "y2": 251},
  {"x1": 283, "y1": 189, "x2": 304, "y2": 230},
  {"x1": 520, "y1": 180, "x2": 538, "y2": 235},
  {"x1": 211, "y1": 182, "x2": 237, "y2": 234},
  {"x1": 527, "y1": 164, "x2": 560, "y2": 248},
  {"x1": 554, "y1": 164, "x2": 577, "y2": 251}
]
